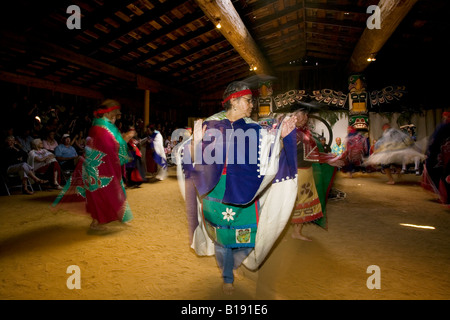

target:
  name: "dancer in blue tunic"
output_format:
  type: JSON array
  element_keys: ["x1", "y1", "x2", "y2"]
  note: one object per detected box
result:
[{"x1": 176, "y1": 81, "x2": 298, "y2": 294}]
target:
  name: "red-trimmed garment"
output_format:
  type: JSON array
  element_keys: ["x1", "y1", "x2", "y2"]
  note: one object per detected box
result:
[
  {"x1": 52, "y1": 117, "x2": 132, "y2": 224},
  {"x1": 85, "y1": 125, "x2": 130, "y2": 223}
]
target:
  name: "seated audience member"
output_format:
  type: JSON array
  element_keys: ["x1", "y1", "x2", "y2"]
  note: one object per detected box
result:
[
  {"x1": 43, "y1": 131, "x2": 59, "y2": 153},
  {"x1": 3, "y1": 136, "x2": 47, "y2": 195},
  {"x1": 71, "y1": 130, "x2": 86, "y2": 155},
  {"x1": 16, "y1": 128, "x2": 34, "y2": 153},
  {"x1": 44, "y1": 117, "x2": 60, "y2": 136},
  {"x1": 54, "y1": 134, "x2": 79, "y2": 171},
  {"x1": 28, "y1": 138, "x2": 63, "y2": 189}
]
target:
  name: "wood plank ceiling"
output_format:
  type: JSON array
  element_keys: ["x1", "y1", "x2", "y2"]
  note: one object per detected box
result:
[{"x1": 0, "y1": 0, "x2": 446, "y2": 106}]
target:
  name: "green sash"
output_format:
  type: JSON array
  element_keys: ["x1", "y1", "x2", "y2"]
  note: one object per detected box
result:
[
  {"x1": 93, "y1": 117, "x2": 130, "y2": 166},
  {"x1": 202, "y1": 174, "x2": 258, "y2": 248}
]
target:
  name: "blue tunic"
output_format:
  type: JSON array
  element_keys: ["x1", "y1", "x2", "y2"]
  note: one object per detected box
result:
[{"x1": 181, "y1": 112, "x2": 297, "y2": 248}]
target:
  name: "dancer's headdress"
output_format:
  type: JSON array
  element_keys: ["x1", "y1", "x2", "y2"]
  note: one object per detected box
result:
[{"x1": 94, "y1": 99, "x2": 121, "y2": 117}]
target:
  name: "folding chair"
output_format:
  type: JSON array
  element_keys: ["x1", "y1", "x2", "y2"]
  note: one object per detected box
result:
[{"x1": 1, "y1": 172, "x2": 34, "y2": 196}]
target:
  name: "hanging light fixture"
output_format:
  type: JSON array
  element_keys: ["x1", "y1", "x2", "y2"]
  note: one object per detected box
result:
[{"x1": 367, "y1": 53, "x2": 377, "y2": 62}]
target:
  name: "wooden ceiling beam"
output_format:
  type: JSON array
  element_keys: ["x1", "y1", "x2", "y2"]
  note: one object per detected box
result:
[
  {"x1": 81, "y1": 1, "x2": 184, "y2": 56},
  {"x1": 347, "y1": 0, "x2": 418, "y2": 73},
  {"x1": 304, "y1": 1, "x2": 369, "y2": 15},
  {"x1": 146, "y1": 38, "x2": 231, "y2": 74},
  {"x1": 233, "y1": 0, "x2": 278, "y2": 15},
  {"x1": 1, "y1": 31, "x2": 137, "y2": 83},
  {"x1": 0, "y1": 30, "x2": 193, "y2": 97},
  {"x1": 166, "y1": 45, "x2": 236, "y2": 76},
  {"x1": 195, "y1": 0, "x2": 273, "y2": 76},
  {"x1": 123, "y1": 24, "x2": 217, "y2": 67},
  {"x1": 175, "y1": 54, "x2": 243, "y2": 85},
  {"x1": 195, "y1": 66, "x2": 253, "y2": 94},
  {"x1": 190, "y1": 59, "x2": 249, "y2": 85},
  {"x1": 185, "y1": 54, "x2": 244, "y2": 81},
  {"x1": 253, "y1": 17, "x2": 304, "y2": 40},
  {"x1": 65, "y1": 2, "x2": 130, "y2": 41},
  {"x1": 249, "y1": 3, "x2": 304, "y2": 30},
  {"x1": 305, "y1": 28, "x2": 359, "y2": 41},
  {"x1": 100, "y1": 10, "x2": 206, "y2": 63},
  {"x1": 0, "y1": 70, "x2": 104, "y2": 100},
  {"x1": 307, "y1": 44, "x2": 352, "y2": 57},
  {"x1": 308, "y1": 51, "x2": 349, "y2": 62},
  {"x1": 306, "y1": 16, "x2": 365, "y2": 30}
]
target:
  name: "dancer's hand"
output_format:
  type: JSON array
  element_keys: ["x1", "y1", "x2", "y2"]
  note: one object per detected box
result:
[{"x1": 281, "y1": 115, "x2": 297, "y2": 138}]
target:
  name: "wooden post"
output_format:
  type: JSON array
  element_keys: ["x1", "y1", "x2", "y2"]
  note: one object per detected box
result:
[
  {"x1": 144, "y1": 90, "x2": 150, "y2": 126},
  {"x1": 195, "y1": 0, "x2": 273, "y2": 75},
  {"x1": 347, "y1": 0, "x2": 418, "y2": 73}
]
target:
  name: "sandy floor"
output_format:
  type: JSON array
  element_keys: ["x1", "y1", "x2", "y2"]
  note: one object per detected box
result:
[{"x1": 0, "y1": 167, "x2": 449, "y2": 300}]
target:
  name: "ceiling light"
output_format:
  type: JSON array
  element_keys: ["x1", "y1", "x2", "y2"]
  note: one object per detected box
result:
[
  {"x1": 367, "y1": 53, "x2": 376, "y2": 62},
  {"x1": 215, "y1": 18, "x2": 222, "y2": 29}
]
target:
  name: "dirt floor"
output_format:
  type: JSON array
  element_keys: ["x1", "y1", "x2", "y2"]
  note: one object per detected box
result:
[{"x1": 0, "y1": 167, "x2": 449, "y2": 300}]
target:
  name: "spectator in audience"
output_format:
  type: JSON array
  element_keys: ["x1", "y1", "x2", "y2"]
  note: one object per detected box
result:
[
  {"x1": 319, "y1": 136, "x2": 331, "y2": 153},
  {"x1": 3, "y1": 136, "x2": 47, "y2": 195},
  {"x1": 54, "y1": 133, "x2": 79, "y2": 171},
  {"x1": 43, "y1": 131, "x2": 59, "y2": 153},
  {"x1": 28, "y1": 138, "x2": 63, "y2": 189},
  {"x1": 16, "y1": 127, "x2": 34, "y2": 153},
  {"x1": 44, "y1": 117, "x2": 60, "y2": 138},
  {"x1": 71, "y1": 129, "x2": 86, "y2": 155},
  {"x1": 331, "y1": 137, "x2": 345, "y2": 156},
  {"x1": 2, "y1": 126, "x2": 15, "y2": 142}
]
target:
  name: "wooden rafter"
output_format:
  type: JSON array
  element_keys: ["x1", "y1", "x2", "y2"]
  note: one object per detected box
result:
[
  {"x1": 347, "y1": 0, "x2": 419, "y2": 73},
  {"x1": 195, "y1": 0, "x2": 273, "y2": 76},
  {"x1": 123, "y1": 24, "x2": 217, "y2": 68},
  {"x1": 0, "y1": 70, "x2": 104, "y2": 99},
  {"x1": 99, "y1": 10, "x2": 206, "y2": 63},
  {"x1": 0, "y1": 30, "x2": 192, "y2": 97}
]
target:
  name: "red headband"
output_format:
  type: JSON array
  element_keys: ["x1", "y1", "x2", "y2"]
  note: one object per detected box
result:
[
  {"x1": 443, "y1": 111, "x2": 450, "y2": 123},
  {"x1": 94, "y1": 105, "x2": 120, "y2": 116},
  {"x1": 221, "y1": 89, "x2": 252, "y2": 106}
]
